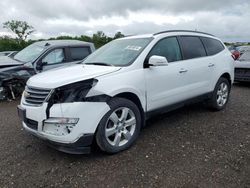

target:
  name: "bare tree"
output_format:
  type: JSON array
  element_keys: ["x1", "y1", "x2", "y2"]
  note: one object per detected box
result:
[{"x1": 3, "y1": 20, "x2": 35, "y2": 42}]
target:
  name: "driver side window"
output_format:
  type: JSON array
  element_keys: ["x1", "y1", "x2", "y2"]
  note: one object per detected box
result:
[
  {"x1": 148, "y1": 37, "x2": 182, "y2": 63},
  {"x1": 42, "y1": 49, "x2": 65, "y2": 65}
]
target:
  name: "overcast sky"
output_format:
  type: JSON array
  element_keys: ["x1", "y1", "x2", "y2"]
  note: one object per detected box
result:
[{"x1": 0, "y1": 0, "x2": 249, "y2": 42}]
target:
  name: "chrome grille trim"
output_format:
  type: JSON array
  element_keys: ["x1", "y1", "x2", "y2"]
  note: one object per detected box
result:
[{"x1": 24, "y1": 86, "x2": 52, "y2": 106}]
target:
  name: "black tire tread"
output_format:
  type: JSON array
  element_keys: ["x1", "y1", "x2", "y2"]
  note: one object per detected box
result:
[
  {"x1": 207, "y1": 77, "x2": 230, "y2": 111},
  {"x1": 96, "y1": 97, "x2": 141, "y2": 154}
]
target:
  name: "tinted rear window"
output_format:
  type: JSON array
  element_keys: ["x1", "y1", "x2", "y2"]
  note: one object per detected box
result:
[
  {"x1": 178, "y1": 36, "x2": 206, "y2": 60},
  {"x1": 70, "y1": 47, "x2": 90, "y2": 61},
  {"x1": 201, "y1": 37, "x2": 225, "y2": 56}
]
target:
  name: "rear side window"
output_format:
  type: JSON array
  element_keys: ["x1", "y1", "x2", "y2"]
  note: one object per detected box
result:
[
  {"x1": 178, "y1": 36, "x2": 206, "y2": 60},
  {"x1": 69, "y1": 47, "x2": 90, "y2": 61},
  {"x1": 201, "y1": 37, "x2": 225, "y2": 56},
  {"x1": 148, "y1": 37, "x2": 182, "y2": 62}
]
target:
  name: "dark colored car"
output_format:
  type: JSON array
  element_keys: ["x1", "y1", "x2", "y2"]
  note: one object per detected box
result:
[
  {"x1": 235, "y1": 51, "x2": 250, "y2": 82},
  {"x1": 0, "y1": 40, "x2": 95, "y2": 100}
]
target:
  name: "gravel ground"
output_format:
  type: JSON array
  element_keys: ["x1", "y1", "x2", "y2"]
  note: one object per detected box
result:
[{"x1": 0, "y1": 83, "x2": 250, "y2": 188}]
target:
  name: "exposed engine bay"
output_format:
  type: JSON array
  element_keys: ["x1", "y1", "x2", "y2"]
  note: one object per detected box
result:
[{"x1": 0, "y1": 71, "x2": 31, "y2": 101}]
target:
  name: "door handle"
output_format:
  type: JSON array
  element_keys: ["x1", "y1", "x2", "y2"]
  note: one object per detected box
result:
[
  {"x1": 208, "y1": 63, "x2": 215, "y2": 67},
  {"x1": 179, "y1": 68, "x2": 188, "y2": 73}
]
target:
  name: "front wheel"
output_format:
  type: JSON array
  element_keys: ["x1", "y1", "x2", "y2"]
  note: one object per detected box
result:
[
  {"x1": 207, "y1": 77, "x2": 231, "y2": 111},
  {"x1": 96, "y1": 98, "x2": 141, "y2": 154}
]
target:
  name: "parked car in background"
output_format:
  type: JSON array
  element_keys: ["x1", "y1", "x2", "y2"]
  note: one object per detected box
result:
[
  {"x1": 236, "y1": 46, "x2": 250, "y2": 54},
  {"x1": 18, "y1": 30, "x2": 234, "y2": 154},
  {"x1": 235, "y1": 50, "x2": 250, "y2": 82},
  {"x1": 228, "y1": 45, "x2": 237, "y2": 52},
  {"x1": 0, "y1": 51, "x2": 18, "y2": 57},
  {"x1": 0, "y1": 40, "x2": 95, "y2": 100},
  {"x1": 232, "y1": 50, "x2": 240, "y2": 60},
  {"x1": 7, "y1": 51, "x2": 18, "y2": 58},
  {"x1": 228, "y1": 45, "x2": 240, "y2": 60}
]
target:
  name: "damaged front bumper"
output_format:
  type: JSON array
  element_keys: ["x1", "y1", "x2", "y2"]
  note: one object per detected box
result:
[{"x1": 18, "y1": 97, "x2": 110, "y2": 154}]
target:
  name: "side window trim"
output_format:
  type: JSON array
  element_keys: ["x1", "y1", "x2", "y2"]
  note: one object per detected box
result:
[
  {"x1": 176, "y1": 36, "x2": 184, "y2": 61},
  {"x1": 144, "y1": 36, "x2": 183, "y2": 66},
  {"x1": 64, "y1": 47, "x2": 71, "y2": 62},
  {"x1": 199, "y1": 36, "x2": 208, "y2": 56}
]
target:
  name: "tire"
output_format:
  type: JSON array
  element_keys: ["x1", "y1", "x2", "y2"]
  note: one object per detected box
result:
[
  {"x1": 96, "y1": 97, "x2": 141, "y2": 154},
  {"x1": 207, "y1": 77, "x2": 231, "y2": 111}
]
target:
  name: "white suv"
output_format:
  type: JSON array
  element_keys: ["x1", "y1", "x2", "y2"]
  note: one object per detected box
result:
[{"x1": 18, "y1": 30, "x2": 234, "y2": 154}]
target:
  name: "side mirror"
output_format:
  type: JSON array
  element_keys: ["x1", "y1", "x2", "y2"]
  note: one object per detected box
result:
[
  {"x1": 36, "y1": 63, "x2": 43, "y2": 71},
  {"x1": 36, "y1": 61, "x2": 47, "y2": 71},
  {"x1": 42, "y1": 61, "x2": 48, "y2": 66},
  {"x1": 148, "y1": 55, "x2": 168, "y2": 67}
]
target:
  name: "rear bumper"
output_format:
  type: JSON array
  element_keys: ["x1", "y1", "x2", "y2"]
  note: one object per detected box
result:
[
  {"x1": 235, "y1": 68, "x2": 250, "y2": 82},
  {"x1": 234, "y1": 75, "x2": 250, "y2": 82}
]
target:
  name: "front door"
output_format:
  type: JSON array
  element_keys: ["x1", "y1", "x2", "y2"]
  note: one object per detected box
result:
[{"x1": 144, "y1": 37, "x2": 188, "y2": 111}]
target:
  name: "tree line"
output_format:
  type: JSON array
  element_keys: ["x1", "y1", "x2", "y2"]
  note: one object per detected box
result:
[
  {"x1": 0, "y1": 20, "x2": 125, "y2": 52},
  {"x1": 1, "y1": 20, "x2": 249, "y2": 52}
]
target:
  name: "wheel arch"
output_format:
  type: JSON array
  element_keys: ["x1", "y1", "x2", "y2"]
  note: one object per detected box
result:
[
  {"x1": 220, "y1": 72, "x2": 232, "y2": 85},
  {"x1": 114, "y1": 92, "x2": 146, "y2": 127}
]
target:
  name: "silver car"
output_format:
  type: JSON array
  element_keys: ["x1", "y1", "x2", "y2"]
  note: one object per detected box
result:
[{"x1": 235, "y1": 51, "x2": 250, "y2": 82}]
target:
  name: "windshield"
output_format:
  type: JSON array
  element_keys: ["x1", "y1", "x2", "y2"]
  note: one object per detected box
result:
[
  {"x1": 239, "y1": 51, "x2": 250, "y2": 61},
  {"x1": 84, "y1": 37, "x2": 153, "y2": 66},
  {"x1": 14, "y1": 43, "x2": 46, "y2": 62}
]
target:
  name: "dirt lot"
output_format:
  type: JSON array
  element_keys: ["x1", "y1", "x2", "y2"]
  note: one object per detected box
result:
[{"x1": 0, "y1": 83, "x2": 250, "y2": 188}]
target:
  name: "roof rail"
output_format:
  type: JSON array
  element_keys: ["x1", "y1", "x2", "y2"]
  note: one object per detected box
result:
[{"x1": 153, "y1": 30, "x2": 214, "y2": 37}]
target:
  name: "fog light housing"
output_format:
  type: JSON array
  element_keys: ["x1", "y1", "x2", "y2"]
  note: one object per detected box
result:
[{"x1": 43, "y1": 118, "x2": 79, "y2": 136}]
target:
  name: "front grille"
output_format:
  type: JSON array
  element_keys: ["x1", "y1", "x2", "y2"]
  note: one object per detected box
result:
[
  {"x1": 24, "y1": 86, "x2": 51, "y2": 105},
  {"x1": 25, "y1": 118, "x2": 38, "y2": 130}
]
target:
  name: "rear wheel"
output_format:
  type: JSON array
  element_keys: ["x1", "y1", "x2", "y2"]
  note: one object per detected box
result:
[
  {"x1": 96, "y1": 98, "x2": 141, "y2": 154},
  {"x1": 207, "y1": 77, "x2": 230, "y2": 111}
]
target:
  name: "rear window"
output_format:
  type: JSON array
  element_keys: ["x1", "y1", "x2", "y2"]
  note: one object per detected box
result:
[
  {"x1": 69, "y1": 47, "x2": 90, "y2": 61},
  {"x1": 201, "y1": 37, "x2": 225, "y2": 56},
  {"x1": 178, "y1": 36, "x2": 206, "y2": 60}
]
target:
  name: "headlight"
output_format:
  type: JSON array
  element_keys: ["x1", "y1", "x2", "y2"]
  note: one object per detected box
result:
[{"x1": 48, "y1": 79, "x2": 98, "y2": 103}]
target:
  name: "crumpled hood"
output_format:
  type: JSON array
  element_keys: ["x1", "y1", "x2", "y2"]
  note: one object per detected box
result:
[
  {"x1": 0, "y1": 56, "x2": 23, "y2": 68},
  {"x1": 235, "y1": 60, "x2": 250, "y2": 69},
  {"x1": 27, "y1": 64, "x2": 121, "y2": 88}
]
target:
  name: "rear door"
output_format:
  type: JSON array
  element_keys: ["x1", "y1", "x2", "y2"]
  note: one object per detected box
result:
[
  {"x1": 177, "y1": 36, "x2": 211, "y2": 98},
  {"x1": 200, "y1": 37, "x2": 226, "y2": 89}
]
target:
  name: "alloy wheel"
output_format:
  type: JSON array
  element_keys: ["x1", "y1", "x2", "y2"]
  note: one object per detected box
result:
[
  {"x1": 216, "y1": 82, "x2": 229, "y2": 107},
  {"x1": 105, "y1": 107, "x2": 136, "y2": 147}
]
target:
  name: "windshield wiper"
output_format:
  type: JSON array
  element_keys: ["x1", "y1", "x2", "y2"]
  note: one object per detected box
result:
[{"x1": 84, "y1": 62, "x2": 114, "y2": 66}]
